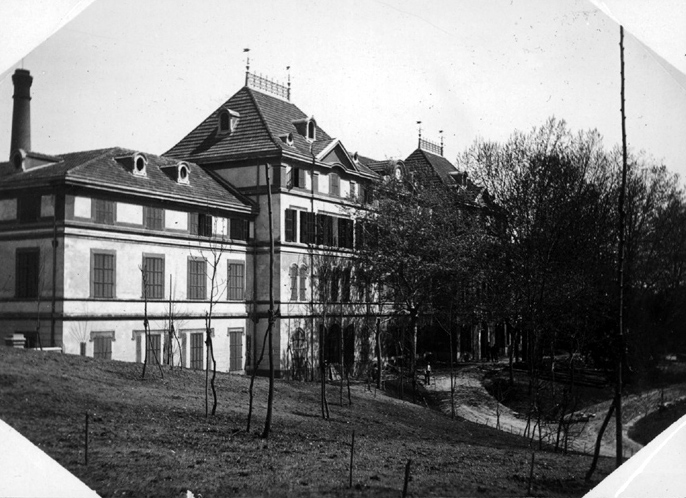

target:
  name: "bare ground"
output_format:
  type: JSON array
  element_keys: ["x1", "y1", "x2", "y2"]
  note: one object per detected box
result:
[{"x1": 0, "y1": 347, "x2": 616, "y2": 497}]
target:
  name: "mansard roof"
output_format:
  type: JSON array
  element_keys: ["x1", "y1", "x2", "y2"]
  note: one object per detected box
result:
[
  {"x1": 164, "y1": 87, "x2": 330, "y2": 162},
  {"x1": 0, "y1": 147, "x2": 253, "y2": 213},
  {"x1": 404, "y1": 148, "x2": 461, "y2": 186},
  {"x1": 164, "y1": 87, "x2": 378, "y2": 179}
]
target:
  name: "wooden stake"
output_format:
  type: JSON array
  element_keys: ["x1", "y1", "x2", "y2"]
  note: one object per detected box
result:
[
  {"x1": 402, "y1": 459, "x2": 412, "y2": 497},
  {"x1": 84, "y1": 412, "x2": 89, "y2": 466},
  {"x1": 527, "y1": 452, "x2": 535, "y2": 496},
  {"x1": 349, "y1": 430, "x2": 355, "y2": 488}
]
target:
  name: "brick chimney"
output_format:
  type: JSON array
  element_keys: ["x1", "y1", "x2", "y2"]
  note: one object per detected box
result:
[{"x1": 10, "y1": 69, "x2": 33, "y2": 156}]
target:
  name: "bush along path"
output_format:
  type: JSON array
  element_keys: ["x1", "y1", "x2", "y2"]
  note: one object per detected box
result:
[{"x1": 425, "y1": 365, "x2": 686, "y2": 459}]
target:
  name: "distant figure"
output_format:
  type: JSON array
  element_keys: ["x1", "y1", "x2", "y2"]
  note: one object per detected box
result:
[{"x1": 425, "y1": 363, "x2": 431, "y2": 385}]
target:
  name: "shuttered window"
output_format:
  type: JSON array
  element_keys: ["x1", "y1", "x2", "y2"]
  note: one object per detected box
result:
[{"x1": 92, "y1": 251, "x2": 115, "y2": 298}]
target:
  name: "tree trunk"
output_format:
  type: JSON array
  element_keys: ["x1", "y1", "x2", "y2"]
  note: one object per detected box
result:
[
  {"x1": 262, "y1": 164, "x2": 276, "y2": 439},
  {"x1": 586, "y1": 400, "x2": 616, "y2": 481},
  {"x1": 410, "y1": 309, "x2": 418, "y2": 403}
]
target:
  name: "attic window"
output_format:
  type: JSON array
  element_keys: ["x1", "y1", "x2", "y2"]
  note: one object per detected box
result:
[
  {"x1": 133, "y1": 153, "x2": 147, "y2": 177},
  {"x1": 177, "y1": 162, "x2": 190, "y2": 185},
  {"x1": 286, "y1": 132, "x2": 294, "y2": 146},
  {"x1": 307, "y1": 120, "x2": 316, "y2": 141},
  {"x1": 218, "y1": 109, "x2": 240, "y2": 135}
]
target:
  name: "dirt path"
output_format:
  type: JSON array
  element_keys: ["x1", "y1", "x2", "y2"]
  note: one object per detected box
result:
[{"x1": 425, "y1": 365, "x2": 686, "y2": 458}]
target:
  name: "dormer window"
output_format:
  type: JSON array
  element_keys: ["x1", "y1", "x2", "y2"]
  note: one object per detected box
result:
[
  {"x1": 177, "y1": 162, "x2": 190, "y2": 185},
  {"x1": 218, "y1": 108, "x2": 240, "y2": 135},
  {"x1": 307, "y1": 120, "x2": 316, "y2": 141},
  {"x1": 133, "y1": 153, "x2": 147, "y2": 177}
]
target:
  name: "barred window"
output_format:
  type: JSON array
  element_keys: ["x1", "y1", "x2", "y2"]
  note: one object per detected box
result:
[
  {"x1": 92, "y1": 251, "x2": 115, "y2": 298},
  {"x1": 285, "y1": 209, "x2": 297, "y2": 242},
  {"x1": 188, "y1": 259, "x2": 206, "y2": 300},
  {"x1": 94, "y1": 199, "x2": 115, "y2": 224},
  {"x1": 329, "y1": 173, "x2": 340, "y2": 197},
  {"x1": 142, "y1": 255, "x2": 165, "y2": 299},
  {"x1": 144, "y1": 206, "x2": 164, "y2": 230},
  {"x1": 227, "y1": 261, "x2": 245, "y2": 301},
  {"x1": 190, "y1": 332, "x2": 204, "y2": 370},
  {"x1": 191, "y1": 213, "x2": 213, "y2": 237},
  {"x1": 230, "y1": 218, "x2": 249, "y2": 241},
  {"x1": 300, "y1": 211, "x2": 316, "y2": 244}
]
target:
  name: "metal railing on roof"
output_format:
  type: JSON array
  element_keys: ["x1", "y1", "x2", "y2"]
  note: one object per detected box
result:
[
  {"x1": 419, "y1": 137, "x2": 443, "y2": 156},
  {"x1": 246, "y1": 71, "x2": 290, "y2": 101}
]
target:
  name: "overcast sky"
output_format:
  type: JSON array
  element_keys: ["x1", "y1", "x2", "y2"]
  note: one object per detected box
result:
[{"x1": 1, "y1": 0, "x2": 685, "y2": 182}]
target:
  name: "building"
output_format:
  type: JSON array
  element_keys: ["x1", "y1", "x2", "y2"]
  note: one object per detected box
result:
[
  {"x1": 1, "y1": 67, "x2": 499, "y2": 375},
  {"x1": 164, "y1": 72, "x2": 381, "y2": 379},
  {"x1": 0, "y1": 69, "x2": 256, "y2": 372}
]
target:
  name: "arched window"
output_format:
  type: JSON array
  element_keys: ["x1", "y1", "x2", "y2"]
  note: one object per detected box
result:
[
  {"x1": 307, "y1": 120, "x2": 316, "y2": 141},
  {"x1": 289, "y1": 264, "x2": 298, "y2": 301},
  {"x1": 299, "y1": 265, "x2": 308, "y2": 301}
]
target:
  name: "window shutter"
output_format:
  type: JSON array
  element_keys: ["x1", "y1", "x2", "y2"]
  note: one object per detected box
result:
[{"x1": 285, "y1": 209, "x2": 296, "y2": 242}]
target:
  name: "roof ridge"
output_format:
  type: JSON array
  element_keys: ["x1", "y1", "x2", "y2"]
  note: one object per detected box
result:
[
  {"x1": 66, "y1": 147, "x2": 124, "y2": 176},
  {"x1": 244, "y1": 87, "x2": 281, "y2": 152}
]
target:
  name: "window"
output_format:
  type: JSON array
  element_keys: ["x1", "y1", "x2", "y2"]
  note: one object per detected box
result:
[
  {"x1": 15, "y1": 248, "x2": 39, "y2": 298},
  {"x1": 229, "y1": 329, "x2": 243, "y2": 372},
  {"x1": 289, "y1": 168, "x2": 305, "y2": 188},
  {"x1": 338, "y1": 218, "x2": 353, "y2": 249},
  {"x1": 285, "y1": 209, "x2": 297, "y2": 242},
  {"x1": 91, "y1": 331, "x2": 114, "y2": 360},
  {"x1": 18, "y1": 195, "x2": 41, "y2": 223},
  {"x1": 191, "y1": 213, "x2": 213, "y2": 237},
  {"x1": 227, "y1": 261, "x2": 245, "y2": 301},
  {"x1": 299, "y1": 265, "x2": 308, "y2": 301},
  {"x1": 219, "y1": 112, "x2": 230, "y2": 132},
  {"x1": 355, "y1": 221, "x2": 365, "y2": 249},
  {"x1": 342, "y1": 267, "x2": 351, "y2": 302},
  {"x1": 94, "y1": 199, "x2": 115, "y2": 224},
  {"x1": 142, "y1": 255, "x2": 165, "y2": 299},
  {"x1": 188, "y1": 259, "x2": 206, "y2": 300},
  {"x1": 350, "y1": 182, "x2": 357, "y2": 199},
  {"x1": 331, "y1": 267, "x2": 340, "y2": 302},
  {"x1": 329, "y1": 173, "x2": 340, "y2": 197},
  {"x1": 230, "y1": 218, "x2": 248, "y2": 241},
  {"x1": 316, "y1": 214, "x2": 334, "y2": 246},
  {"x1": 144, "y1": 206, "x2": 164, "y2": 230},
  {"x1": 300, "y1": 211, "x2": 316, "y2": 244},
  {"x1": 147, "y1": 334, "x2": 163, "y2": 365},
  {"x1": 92, "y1": 251, "x2": 115, "y2": 298},
  {"x1": 307, "y1": 120, "x2": 316, "y2": 141},
  {"x1": 289, "y1": 264, "x2": 298, "y2": 301},
  {"x1": 190, "y1": 332, "x2": 204, "y2": 370}
]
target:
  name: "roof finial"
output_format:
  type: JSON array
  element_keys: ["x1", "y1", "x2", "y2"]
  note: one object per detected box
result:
[
  {"x1": 417, "y1": 121, "x2": 422, "y2": 148},
  {"x1": 286, "y1": 65, "x2": 291, "y2": 101},
  {"x1": 244, "y1": 48, "x2": 250, "y2": 85},
  {"x1": 439, "y1": 130, "x2": 444, "y2": 156}
]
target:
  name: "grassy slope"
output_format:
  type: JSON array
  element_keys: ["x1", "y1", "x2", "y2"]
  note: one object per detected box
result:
[{"x1": 0, "y1": 347, "x2": 614, "y2": 497}]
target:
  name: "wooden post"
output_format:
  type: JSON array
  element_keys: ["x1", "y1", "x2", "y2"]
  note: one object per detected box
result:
[
  {"x1": 84, "y1": 412, "x2": 89, "y2": 466},
  {"x1": 402, "y1": 459, "x2": 412, "y2": 497},
  {"x1": 349, "y1": 430, "x2": 355, "y2": 488},
  {"x1": 527, "y1": 452, "x2": 535, "y2": 496}
]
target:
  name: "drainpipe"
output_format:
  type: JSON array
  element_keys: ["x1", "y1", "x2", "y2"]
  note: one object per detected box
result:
[{"x1": 50, "y1": 188, "x2": 58, "y2": 347}]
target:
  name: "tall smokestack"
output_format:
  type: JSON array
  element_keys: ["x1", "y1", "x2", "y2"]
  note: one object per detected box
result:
[{"x1": 10, "y1": 69, "x2": 33, "y2": 155}]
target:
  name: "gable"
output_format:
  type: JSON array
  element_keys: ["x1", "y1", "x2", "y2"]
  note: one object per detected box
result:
[{"x1": 320, "y1": 143, "x2": 356, "y2": 171}]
